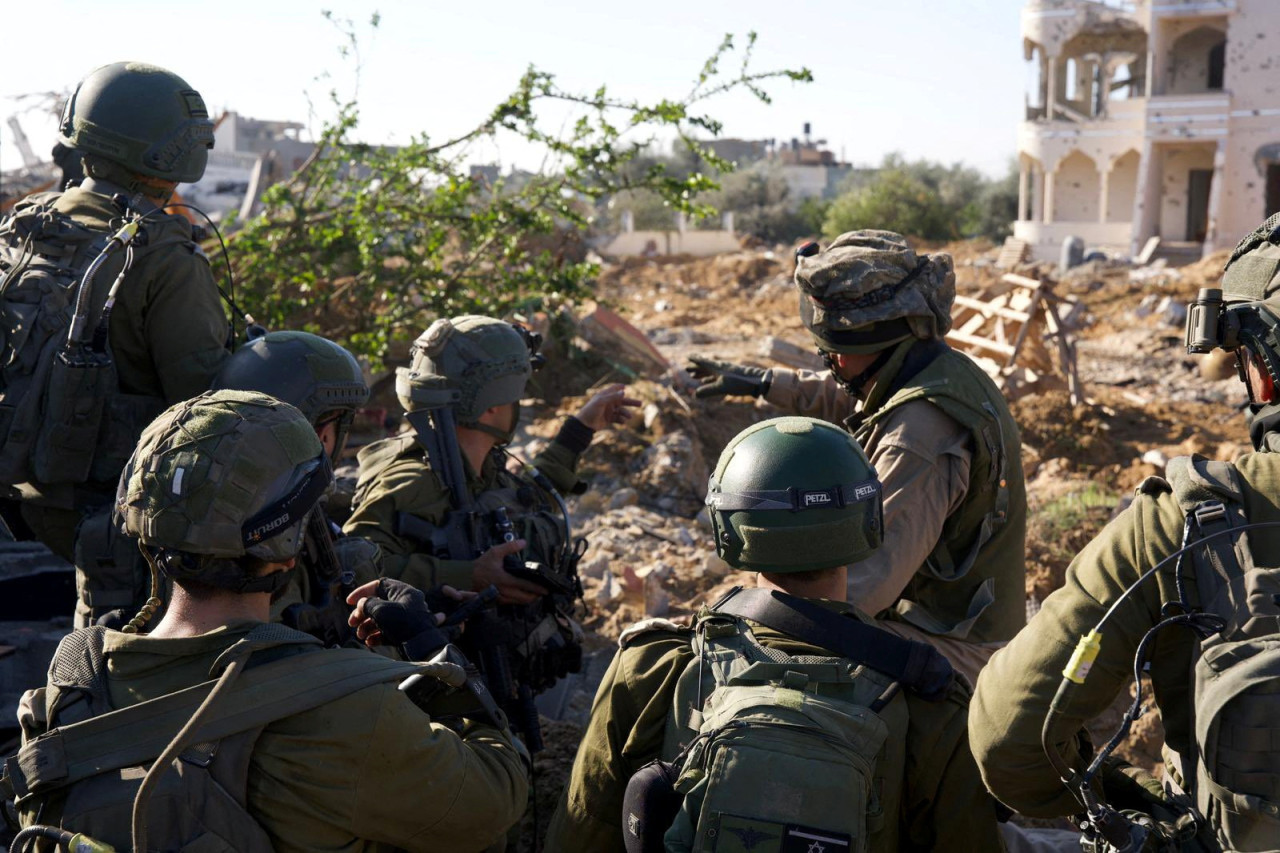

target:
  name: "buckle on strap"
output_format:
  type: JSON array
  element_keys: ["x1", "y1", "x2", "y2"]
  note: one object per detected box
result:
[{"x1": 1193, "y1": 500, "x2": 1230, "y2": 532}]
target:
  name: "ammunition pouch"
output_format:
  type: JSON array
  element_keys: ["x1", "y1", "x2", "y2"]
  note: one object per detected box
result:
[
  {"x1": 73, "y1": 508, "x2": 152, "y2": 628},
  {"x1": 34, "y1": 350, "x2": 114, "y2": 485}
]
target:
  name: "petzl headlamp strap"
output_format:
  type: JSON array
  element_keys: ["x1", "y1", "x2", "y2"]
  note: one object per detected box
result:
[{"x1": 705, "y1": 479, "x2": 881, "y2": 512}]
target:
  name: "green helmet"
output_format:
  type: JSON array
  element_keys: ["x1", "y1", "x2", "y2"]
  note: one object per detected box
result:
[
  {"x1": 116, "y1": 390, "x2": 332, "y2": 591},
  {"x1": 58, "y1": 61, "x2": 215, "y2": 184},
  {"x1": 1222, "y1": 212, "x2": 1280, "y2": 304},
  {"x1": 395, "y1": 316, "x2": 534, "y2": 424},
  {"x1": 795, "y1": 230, "x2": 955, "y2": 354},
  {"x1": 705, "y1": 416, "x2": 883, "y2": 573},
  {"x1": 211, "y1": 331, "x2": 369, "y2": 463}
]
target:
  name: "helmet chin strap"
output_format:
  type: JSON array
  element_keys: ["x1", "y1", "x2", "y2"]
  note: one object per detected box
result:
[
  {"x1": 464, "y1": 401, "x2": 521, "y2": 447},
  {"x1": 823, "y1": 347, "x2": 896, "y2": 399}
]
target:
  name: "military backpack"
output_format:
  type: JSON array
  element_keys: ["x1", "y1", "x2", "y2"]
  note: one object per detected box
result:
[
  {"x1": 1164, "y1": 455, "x2": 1280, "y2": 850},
  {"x1": 622, "y1": 588, "x2": 953, "y2": 853}
]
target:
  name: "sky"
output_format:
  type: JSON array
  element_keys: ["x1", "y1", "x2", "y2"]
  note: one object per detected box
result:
[{"x1": 0, "y1": 0, "x2": 1033, "y2": 180}]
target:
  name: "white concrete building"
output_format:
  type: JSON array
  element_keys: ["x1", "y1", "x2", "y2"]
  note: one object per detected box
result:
[{"x1": 1015, "y1": 0, "x2": 1280, "y2": 262}]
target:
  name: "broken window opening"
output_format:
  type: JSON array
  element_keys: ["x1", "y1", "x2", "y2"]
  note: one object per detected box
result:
[
  {"x1": 1208, "y1": 40, "x2": 1225, "y2": 91},
  {"x1": 1266, "y1": 163, "x2": 1280, "y2": 218}
]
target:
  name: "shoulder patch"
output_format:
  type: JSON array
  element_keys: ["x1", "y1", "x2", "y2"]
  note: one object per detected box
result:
[
  {"x1": 1135, "y1": 475, "x2": 1172, "y2": 497},
  {"x1": 618, "y1": 617, "x2": 690, "y2": 649}
]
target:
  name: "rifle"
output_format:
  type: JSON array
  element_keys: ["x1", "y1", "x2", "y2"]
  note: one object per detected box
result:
[
  {"x1": 397, "y1": 406, "x2": 585, "y2": 752},
  {"x1": 281, "y1": 512, "x2": 357, "y2": 647}
]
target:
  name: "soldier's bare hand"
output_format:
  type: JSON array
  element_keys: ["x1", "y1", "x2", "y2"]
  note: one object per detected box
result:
[
  {"x1": 473, "y1": 538, "x2": 545, "y2": 605},
  {"x1": 575, "y1": 383, "x2": 640, "y2": 432}
]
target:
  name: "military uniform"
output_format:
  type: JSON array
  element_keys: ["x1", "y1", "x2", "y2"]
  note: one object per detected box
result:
[
  {"x1": 970, "y1": 452, "x2": 1280, "y2": 823},
  {"x1": 14, "y1": 183, "x2": 229, "y2": 566},
  {"x1": 343, "y1": 421, "x2": 590, "y2": 590},
  {"x1": 15, "y1": 621, "x2": 528, "y2": 853},
  {"x1": 545, "y1": 599, "x2": 1003, "y2": 852},
  {"x1": 764, "y1": 341, "x2": 1026, "y2": 678}
]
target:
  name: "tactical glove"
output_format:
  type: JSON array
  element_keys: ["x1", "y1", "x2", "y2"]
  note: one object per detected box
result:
[
  {"x1": 361, "y1": 578, "x2": 450, "y2": 661},
  {"x1": 686, "y1": 357, "x2": 773, "y2": 399}
]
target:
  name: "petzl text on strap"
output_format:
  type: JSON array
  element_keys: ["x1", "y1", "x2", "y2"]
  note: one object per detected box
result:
[{"x1": 709, "y1": 587, "x2": 954, "y2": 700}]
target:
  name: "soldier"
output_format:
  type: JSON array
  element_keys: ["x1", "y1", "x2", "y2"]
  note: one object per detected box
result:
[
  {"x1": 687, "y1": 230, "x2": 1025, "y2": 683},
  {"x1": 211, "y1": 330, "x2": 379, "y2": 642},
  {"x1": 544, "y1": 416, "x2": 1002, "y2": 852},
  {"x1": 0, "y1": 61, "x2": 230, "y2": 625},
  {"x1": 4, "y1": 390, "x2": 528, "y2": 853},
  {"x1": 969, "y1": 216, "x2": 1280, "y2": 852},
  {"x1": 343, "y1": 315, "x2": 637, "y2": 739}
]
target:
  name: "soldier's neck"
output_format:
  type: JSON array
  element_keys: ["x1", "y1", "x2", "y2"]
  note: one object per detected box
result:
[
  {"x1": 756, "y1": 567, "x2": 848, "y2": 602},
  {"x1": 147, "y1": 587, "x2": 271, "y2": 638},
  {"x1": 456, "y1": 427, "x2": 496, "y2": 476}
]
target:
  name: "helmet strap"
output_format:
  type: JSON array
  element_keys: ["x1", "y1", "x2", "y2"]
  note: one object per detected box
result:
[
  {"x1": 823, "y1": 347, "x2": 896, "y2": 399},
  {"x1": 121, "y1": 541, "x2": 165, "y2": 634}
]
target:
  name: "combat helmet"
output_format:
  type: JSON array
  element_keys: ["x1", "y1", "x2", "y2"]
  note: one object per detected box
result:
[
  {"x1": 395, "y1": 316, "x2": 540, "y2": 442},
  {"x1": 795, "y1": 230, "x2": 955, "y2": 355},
  {"x1": 212, "y1": 331, "x2": 370, "y2": 463},
  {"x1": 116, "y1": 390, "x2": 332, "y2": 601},
  {"x1": 58, "y1": 61, "x2": 215, "y2": 184},
  {"x1": 705, "y1": 416, "x2": 883, "y2": 573},
  {"x1": 1187, "y1": 213, "x2": 1280, "y2": 450}
]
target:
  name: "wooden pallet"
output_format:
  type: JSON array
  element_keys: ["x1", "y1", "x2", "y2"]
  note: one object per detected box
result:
[{"x1": 995, "y1": 237, "x2": 1029, "y2": 270}]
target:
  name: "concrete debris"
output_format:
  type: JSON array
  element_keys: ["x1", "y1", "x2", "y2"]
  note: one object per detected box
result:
[
  {"x1": 1141, "y1": 449, "x2": 1169, "y2": 469},
  {"x1": 608, "y1": 487, "x2": 640, "y2": 510}
]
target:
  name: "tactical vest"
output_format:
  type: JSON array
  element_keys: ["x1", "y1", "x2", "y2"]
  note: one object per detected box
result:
[
  {"x1": 1156, "y1": 454, "x2": 1280, "y2": 851},
  {"x1": 851, "y1": 345, "x2": 1027, "y2": 644},
  {"x1": 633, "y1": 601, "x2": 915, "y2": 852},
  {"x1": 355, "y1": 433, "x2": 569, "y2": 579},
  {"x1": 3, "y1": 624, "x2": 428, "y2": 852},
  {"x1": 0, "y1": 191, "x2": 194, "y2": 496}
]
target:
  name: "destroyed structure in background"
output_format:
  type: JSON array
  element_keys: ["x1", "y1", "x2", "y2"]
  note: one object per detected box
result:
[{"x1": 1015, "y1": 0, "x2": 1280, "y2": 263}]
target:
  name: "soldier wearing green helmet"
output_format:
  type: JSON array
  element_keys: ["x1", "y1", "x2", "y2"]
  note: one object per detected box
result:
[
  {"x1": 545, "y1": 416, "x2": 1002, "y2": 852},
  {"x1": 343, "y1": 315, "x2": 637, "y2": 745},
  {"x1": 0, "y1": 61, "x2": 230, "y2": 599},
  {"x1": 970, "y1": 214, "x2": 1280, "y2": 852},
  {"x1": 7, "y1": 390, "x2": 529, "y2": 852},
  {"x1": 688, "y1": 230, "x2": 1026, "y2": 684}
]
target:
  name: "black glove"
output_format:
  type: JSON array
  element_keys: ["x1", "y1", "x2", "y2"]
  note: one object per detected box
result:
[
  {"x1": 361, "y1": 578, "x2": 449, "y2": 661},
  {"x1": 686, "y1": 357, "x2": 772, "y2": 400}
]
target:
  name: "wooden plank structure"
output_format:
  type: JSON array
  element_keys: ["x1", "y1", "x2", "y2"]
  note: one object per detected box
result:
[
  {"x1": 995, "y1": 237, "x2": 1029, "y2": 270},
  {"x1": 946, "y1": 273, "x2": 1083, "y2": 404}
]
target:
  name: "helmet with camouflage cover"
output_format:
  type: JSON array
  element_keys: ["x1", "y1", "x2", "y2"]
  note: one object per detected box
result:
[
  {"x1": 211, "y1": 331, "x2": 370, "y2": 463},
  {"x1": 395, "y1": 315, "x2": 536, "y2": 434},
  {"x1": 116, "y1": 390, "x2": 332, "y2": 592},
  {"x1": 795, "y1": 230, "x2": 955, "y2": 354},
  {"x1": 58, "y1": 61, "x2": 215, "y2": 184},
  {"x1": 705, "y1": 416, "x2": 883, "y2": 573}
]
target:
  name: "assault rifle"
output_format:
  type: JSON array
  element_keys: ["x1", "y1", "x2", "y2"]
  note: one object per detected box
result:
[
  {"x1": 397, "y1": 405, "x2": 585, "y2": 752},
  {"x1": 280, "y1": 512, "x2": 357, "y2": 647}
]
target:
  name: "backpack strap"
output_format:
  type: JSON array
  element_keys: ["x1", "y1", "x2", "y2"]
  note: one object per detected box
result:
[
  {"x1": 707, "y1": 587, "x2": 954, "y2": 700},
  {"x1": 5, "y1": 643, "x2": 424, "y2": 803},
  {"x1": 1166, "y1": 455, "x2": 1256, "y2": 618}
]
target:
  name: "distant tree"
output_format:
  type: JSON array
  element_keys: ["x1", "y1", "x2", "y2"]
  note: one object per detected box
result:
[{"x1": 823, "y1": 168, "x2": 952, "y2": 239}]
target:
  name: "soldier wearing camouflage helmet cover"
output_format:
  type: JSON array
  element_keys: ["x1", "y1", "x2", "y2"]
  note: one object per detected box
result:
[
  {"x1": 969, "y1": 215, "x2": 1280, "y2": 852},
  {"x1": 1, "y1": 61, "x2": 230, "y2": 607},
  {"x1": 7, "y1": 390, "x2": 528, "y2": 853},
  {"x1": 344, "y1": 315, "x2": 637, "y2": 603},
  {"x1": 688, "y1": 230, "x2": 1026, "y2": 684},
  {"x1": 545, "y1": 416, "x2": 1002, "y2": 852}
]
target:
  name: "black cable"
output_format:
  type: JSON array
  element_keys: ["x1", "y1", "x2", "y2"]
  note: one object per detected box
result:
[
  {"x1": 10, "y1": 825, "x2": 73, "y2": 853},
  {"x1": 164, "y1": 202, "x2": 249, "y2": 345}
]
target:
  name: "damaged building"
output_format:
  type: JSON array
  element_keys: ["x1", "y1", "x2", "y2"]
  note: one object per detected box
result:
[{"x1": 1015, "y1": 0, "x2": 1280, "y2": 262}]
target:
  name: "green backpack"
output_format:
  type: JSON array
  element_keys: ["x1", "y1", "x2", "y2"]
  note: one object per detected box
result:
[
  {"x1": 3, "y1": 624, "x2": 429, "y2": 852},
  {"x1": 624, "y1": 589, "x2": 952, "y2": 853},
  {"x1": 1166, "y1": 455, "x2": 1280, "y2": 851}
]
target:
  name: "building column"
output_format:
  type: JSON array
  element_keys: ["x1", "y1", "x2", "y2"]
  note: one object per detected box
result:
[
  {"x1": 1100, "y1": 167, "x2": 1111, "y2": 224},
  {"x1": 1030, "y1": 166, "x2": 1044, "y2": 222},
  {"x1": 1046, "y1": 57, "x2": 1059, "y2": 119},
  {"x1": 1203, "y1": 139, "x2": 1228, "y2": 254},
  {"x1": 1044, "y1": 169, "x2": 1057, "y2": 224},
  {"x1": 1018, "y1": 165, "x2": 1030, "y2": 221},
  {"x1": 1130, "y1": 140, "x2": 1160, "y2": 256}
]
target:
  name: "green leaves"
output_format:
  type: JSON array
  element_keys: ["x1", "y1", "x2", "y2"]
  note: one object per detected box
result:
[{"x1": 219, "y1": 18, "x2": 809, "y2": 367}]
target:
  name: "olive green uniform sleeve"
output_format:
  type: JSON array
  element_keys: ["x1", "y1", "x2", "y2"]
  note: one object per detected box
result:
[
  {"x1": 545, "y1": 634, "x2": 692, "y2": 853},
  {"x1": 900, "y1": 686, "x2": 1006, "y2": 851},
  {"x1": 342, "y1": 457, "x2": 476, "y2": 590},
  {"x1": 763, "y1": 367, "x2": 858, "y2": 422},
  {"x1": 968, "y1": 491, "x2": 1185, "y2": 817},
  {"x1": 115, "y1": 241, "x2": 229, "y2": 403},
  {"x1": 248, "y1": 682, "x2": 529, "y2": 853}
]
